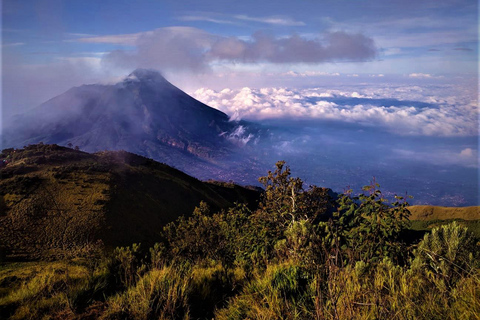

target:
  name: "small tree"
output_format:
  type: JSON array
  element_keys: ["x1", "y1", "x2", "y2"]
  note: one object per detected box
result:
[
  {"x1": 258, "y1": 161, "x2": 329, "y2": 225},
  {"x1": 258, "y1": 161, "x2": 331, "y2": 266},
  {"x1": 334, "y1": 181, "x2": 410, "y2": 263},
  {"x1": 259, "y1": 161, "x2": 303, "y2": 224}
]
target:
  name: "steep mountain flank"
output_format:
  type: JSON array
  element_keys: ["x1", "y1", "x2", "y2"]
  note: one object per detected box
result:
[{"x1": 3, "y1": 69, "x2": 261, "y2": 181}]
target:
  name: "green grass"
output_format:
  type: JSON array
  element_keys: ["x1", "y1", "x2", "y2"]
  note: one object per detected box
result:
[
  {"x1": 0, "y1": 261, "x2": 90, "y2": 319},
  {"x1": 408, "y1": 205, "x2": 480, "y2": 221},
  {"x1": 410, "y1": 219, "x2": 480, "y2": 238}
]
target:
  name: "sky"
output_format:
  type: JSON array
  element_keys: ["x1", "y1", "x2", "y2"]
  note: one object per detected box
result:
[
  {"x1": 1, "y1": 0, "x2": 479, "y2": 204},
  {"x1": 2, "y1": 0, "x2": 478, "y2": 114}
]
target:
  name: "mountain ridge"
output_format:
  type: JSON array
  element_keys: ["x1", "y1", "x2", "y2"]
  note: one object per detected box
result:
[{"x1": 0, "y1": 143, "x2": 261, "y2": 260}]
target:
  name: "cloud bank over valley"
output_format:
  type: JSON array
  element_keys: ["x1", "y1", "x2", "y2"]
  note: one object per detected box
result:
[
  {"x1": 193, "y1": 83, "x2": 478, "y2": 137},
  {"x1": 192, "y1": 82, "x2": 478, "y2": 206}
]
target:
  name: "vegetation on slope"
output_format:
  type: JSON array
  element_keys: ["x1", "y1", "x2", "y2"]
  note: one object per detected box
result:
[
  {"x1": 409, "y1": 205, "x2": 480, "y2": 237},
  {"x1": 0, "y1": 144, "x2": 260, "y2": 260},
  {"x1": 1, "y1": 150, "x2": 479, "y2": 319},
  {"x1": 1, "y1": 160, "x2": 478, "y2": 319},
  {"x1": 409, "y1": 205, "x2": 480, "y2": 221}
]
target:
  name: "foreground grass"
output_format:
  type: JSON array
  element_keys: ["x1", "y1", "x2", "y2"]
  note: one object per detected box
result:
[
  {"x1": 0, "y1": 261, "x2": 91, "y2": 319},
  {"x1": 216, "y1": 260, "x2": 480, "y2": 320},
  {"x1": 1, "y1": 239, "x2": 479, "y2": 319},
  {"x1": 1, "y1": 158, "x2": 479, "y2": 319},
  {"x1": 1, "y1": 260, "x2": 478, "y2": 320}
]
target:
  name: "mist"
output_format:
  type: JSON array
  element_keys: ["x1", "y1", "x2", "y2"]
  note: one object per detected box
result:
[
  {"x1": 195, "y1": 80, "x2": 478, "y2": 206},
  {"x1": 2, "y1": 68, "x2": 477, "y2": 207},
  {"x1": 244, "y1": 119, "x2": 478, "y2": 206}
]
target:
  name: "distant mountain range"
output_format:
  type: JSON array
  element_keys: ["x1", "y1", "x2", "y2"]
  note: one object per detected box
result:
[{"x1": 2, "y1": 69, "x2": 263, "y2": 182}]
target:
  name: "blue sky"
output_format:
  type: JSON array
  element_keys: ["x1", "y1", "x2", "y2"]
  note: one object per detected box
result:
[
  {"x1": 2, "y1": 0, "x2": 478, "y2": 115},
  {"x1": 3, "y1": 0, "x2": 477, "y2": 73}
]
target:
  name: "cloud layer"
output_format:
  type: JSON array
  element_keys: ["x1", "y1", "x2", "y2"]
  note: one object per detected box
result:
[
  {"x1": 84, "y1": 27, "x2": 377, "y2": 71},
  {"x1": 192, "y1": 84, "x2": 478, "y2": 137}
]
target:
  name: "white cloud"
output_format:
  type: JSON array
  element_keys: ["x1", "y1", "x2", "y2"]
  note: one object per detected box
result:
[
  {"x1": 178, "y1": 15, "x2": 238, "y2": 25},
  {"x1": 74, "y1": 31, "x2": 146, "y2": 46},
  {"x1": 460, "y1": 148, "x2": 474, "y2": 158},
  {"x1": 393, "y1": 147, "x2": 478, "y2": 168},
  {"x1": 409, "y1": 73, "x2": 432, "y2": 78},
  {"x1": 281, "y1": 71, "x2": 340, "y2": 77},
  {"x1": 177, "y1": 13, "x2": 305, "y2": 26},
  {"x1": 221, "y1": 125, "x2": 255, "y2": 146},
  {"x1": 65, "y1": 33, "x2": 96, "y2": 37},
  {"x1": 383, "y1": 48, "x2": 402, "y2": 55},
  {"x1": 408, "y1": 73, "x2": 444, "y2": 79},
  {"x1": 76, "y1": 27, "x2": 377, "y2": 71},
  {"x1": 234, "y1": 15, "x2": 306, "y2": 26},
  {"x1": 192, "y1": 84, "x2": 478, "y2": 137},
  {"x1": 2, "y1": 42, "x2": 25, "y2": 47}
]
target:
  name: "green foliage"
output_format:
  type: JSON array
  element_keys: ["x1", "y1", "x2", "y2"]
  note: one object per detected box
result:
[
  {"x1": 149, "y1": 243, "x2": 166, "y2": 270},
  {"x1": 258, "y1": 161, "x2": 330, "y2": 225},
  {"x1": 1, "y1": 160, "x2": 479, "y2": 319},
  {"x1": 163, "y1": 202, "x2": 255, "y2": 268},
  {"x1": 274, "y1": 219, "x2": 326, "y2": 270},
  {"x1": 412, "y1": 221, "x2": 479, "y2": 290},
  {"x1": 110, "y1": 243, "x2": 146, "y2": 289},
  {"x1": 333, "y1": 182, "x2": 411, "y2": 263},
  {"x1": 102, "y1": 266, "x2": 191, "y2": 320}
]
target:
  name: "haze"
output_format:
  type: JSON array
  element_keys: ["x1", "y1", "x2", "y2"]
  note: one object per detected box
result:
[{"x1": 2, "y1": 0, "x2": 478, "y2": 205}]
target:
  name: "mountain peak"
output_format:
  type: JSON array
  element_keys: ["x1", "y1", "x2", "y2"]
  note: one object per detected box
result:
[{"x1": 124, "y1": 68, "x2": 167, "y2": 84}]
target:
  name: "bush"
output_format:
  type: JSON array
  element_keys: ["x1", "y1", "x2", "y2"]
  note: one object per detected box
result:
[
  {"x1": 102, "y1": 266, "x2": 191, "y2": 320},
  {"x1": 333, "y1": 182, "x2": 411, "y2": 263},
  {"x1": 109, "y1": 243, "x2": 146, "y2": 289},
  {"x1": 412, "y1": 221, "x2": 479, "y2": 290},
  {"x1": 216, "y1": 263, "x2": 312, "y2": 320}
]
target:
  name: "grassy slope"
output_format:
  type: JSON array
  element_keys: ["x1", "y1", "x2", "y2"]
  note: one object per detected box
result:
[
  {"x1": 0, "y1": 144, "x2": 260, "y2": 260},
  {"x1": 408, "y1": 205, "x2": 480, "y2": 237},
  {"x1": 408, "y1": 205, "x2": 480, "y2": 221}
]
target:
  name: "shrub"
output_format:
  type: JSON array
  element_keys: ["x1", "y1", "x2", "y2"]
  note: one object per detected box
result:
[
  {"x1": 216, "y1": 262, "x2": 313, "y2": 320},
  {"x1": 102, "y1": 266, "x2": 191, "y2": 320},
  {"x1": 333, "y1": 182, "x2": 411, "y2": 263},
  {"x1": 412, "y1": 221, "x2": 479, "y2": 290},
  {"x1": 109, "y1": 243, "x2": 146, "y2": 289}
]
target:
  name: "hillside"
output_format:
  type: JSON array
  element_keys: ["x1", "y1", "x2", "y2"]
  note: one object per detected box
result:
[
  {"x1": 408, "y1": 205, "x2": 480, "y2": 220},
  {"x1": 0, "y1": 144, "x2": 260, "y2": 260},
  {"x1": 408, "y1": 205, "x2": 480, "y2": 237},
  {"x1": 1, "y1": 158, "x2": 478, "y2": 320}
]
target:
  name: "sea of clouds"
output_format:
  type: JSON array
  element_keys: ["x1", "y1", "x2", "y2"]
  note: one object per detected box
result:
[
  {"x1": 193, "y1": 83, "x2": 478, "y2": 137},
  {"x1": 192, "y1": 82, "x2": 478, "y2": 205}
]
